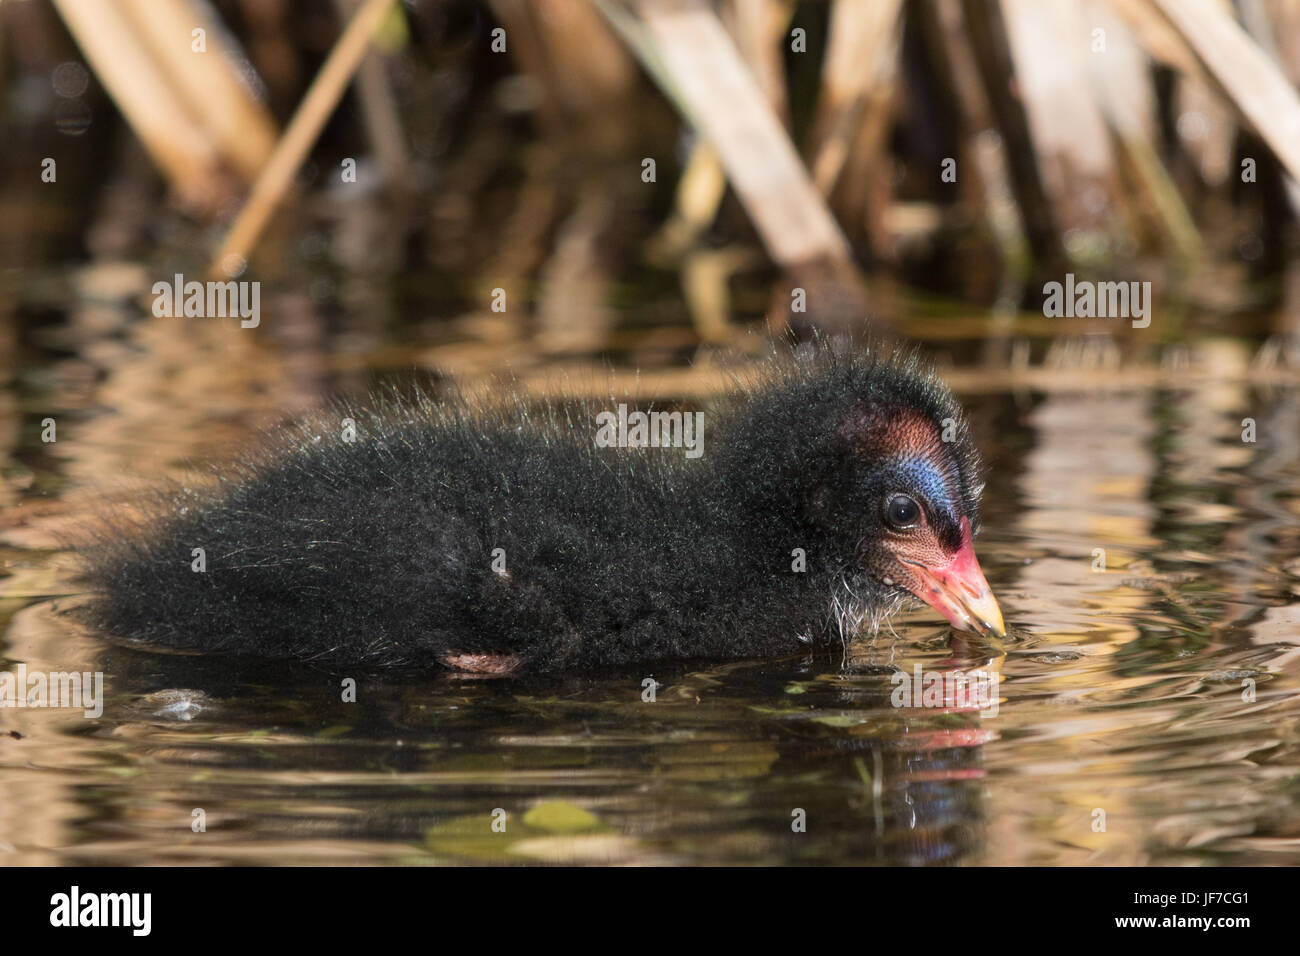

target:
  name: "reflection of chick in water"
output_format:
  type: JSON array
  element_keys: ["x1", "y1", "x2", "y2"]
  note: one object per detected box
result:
[
  {"x1": 762, "y1": 639, "x2": 1001, "y2": 865},
  {"x1": 78, "y1": 635, "x2": 1000, "y2": 865}
]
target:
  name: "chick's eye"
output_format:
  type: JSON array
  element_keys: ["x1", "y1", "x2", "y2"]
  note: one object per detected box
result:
[{"x1": 884, "y1": 494, "x2": 921, "y2": 529}]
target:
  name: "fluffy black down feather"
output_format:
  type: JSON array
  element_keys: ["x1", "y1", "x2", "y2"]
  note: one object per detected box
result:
[{"x1": 78, "y1": 345, "x2": 982, "y2": 673}]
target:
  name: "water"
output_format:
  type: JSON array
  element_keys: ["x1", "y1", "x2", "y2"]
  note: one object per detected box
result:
[{"x1": 2, "y1": 268, "x2": 1299, "y2": 865}]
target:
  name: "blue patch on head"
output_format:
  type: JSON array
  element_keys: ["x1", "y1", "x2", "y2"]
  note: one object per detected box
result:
[{"x1": 884, "y1": 455, "x2": 957, "y2": 524}]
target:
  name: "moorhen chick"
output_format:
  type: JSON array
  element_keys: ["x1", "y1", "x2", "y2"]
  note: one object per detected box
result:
[{"x1": 81, "y1": 346, "x2": 1005, "y2": 674}]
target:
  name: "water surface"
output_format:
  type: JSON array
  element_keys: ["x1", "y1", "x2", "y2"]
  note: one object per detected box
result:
[{"x1": 2, "y1": 270, "x2": 1298, "y2": 865}]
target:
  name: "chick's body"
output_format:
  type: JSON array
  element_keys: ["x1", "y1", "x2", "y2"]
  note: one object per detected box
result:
[{"x1": 83, "y1": 349, "x2": 997, "y2": 673}]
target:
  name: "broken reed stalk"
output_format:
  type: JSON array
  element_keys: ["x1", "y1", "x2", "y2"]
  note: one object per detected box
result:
[
  {"x1": 724, "y1": 0, "x2": 794, "y2": 125},
  {"x1": 211, "y1": 0, "x2": 398, "y2": 277},
  {"x1": 807, "y1": 0, "x2": 903, "y2": 195},
  {"x1": 645, "y1": 1, "x2": 788, "y2": 264},
  {"x1": 51, "y1": 0, "x2": 221, "y2": 209},
  {"x1": 119, "y1": 0, "x2": 277, "y2": 182},
  {"x1": 927, "y1": 0, "x2": 1029, "y2": 280},
  {"x1": 644, "y1": 140, "x2": 728, "y2": 263},
  {"x1": 1153, "y1": 0, "x2": 1300, "y2": 184},
  {"x1": 1085, "y1": 4, "x2": 1202, "y2": 262},
  {"x1": 630, "y1": 0, "x2": 852, "y2": 268},
  {"x1": 960, "y1": 0, "x2": 1066, "y2": 270},
  {"x1": 1102, "y1": 0, "x2": 1202, "y2": 75},
  {"x1": 1000, "y1": 0, "x2": 1129, "y2": 243}
]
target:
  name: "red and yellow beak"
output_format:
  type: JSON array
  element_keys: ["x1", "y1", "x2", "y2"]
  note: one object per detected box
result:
[{"x1": 903, "y1": 518, "x2": 1006, "y2": 639}]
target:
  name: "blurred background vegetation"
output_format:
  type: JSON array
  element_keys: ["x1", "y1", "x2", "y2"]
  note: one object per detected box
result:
[{"x1": 4, "y1": 0, "x2": 1300, "y2": 388}]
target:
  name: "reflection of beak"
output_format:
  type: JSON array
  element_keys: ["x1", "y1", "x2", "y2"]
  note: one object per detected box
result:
[{"x1": 903, "y1": 518, "x2": 1006, "y2": 639}]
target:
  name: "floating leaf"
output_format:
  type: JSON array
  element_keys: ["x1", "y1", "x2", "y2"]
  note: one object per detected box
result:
[
  {"x1": 807, "y1": 714, "x2": 865, "y2": 728},
  {"x1": 424, "y1": 813, "x2": 515, "y2": 863},
  {"x1": 522, "y1": 801, "x2": 603, "y2": 834}
]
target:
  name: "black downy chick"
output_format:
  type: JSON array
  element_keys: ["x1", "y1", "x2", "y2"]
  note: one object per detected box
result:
[{"x1": 80, "y1": 346, "x2": 1005, "y2": 675}]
